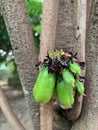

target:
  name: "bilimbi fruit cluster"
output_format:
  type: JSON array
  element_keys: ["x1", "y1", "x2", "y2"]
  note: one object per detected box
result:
[{"x1": 33, "y1": 49, "x2": 85, "y2": 108}]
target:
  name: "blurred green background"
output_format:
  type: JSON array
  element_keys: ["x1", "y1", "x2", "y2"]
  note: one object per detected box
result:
[{"x1": 0, "y1": 0, "x2": 42, "y2": 89}]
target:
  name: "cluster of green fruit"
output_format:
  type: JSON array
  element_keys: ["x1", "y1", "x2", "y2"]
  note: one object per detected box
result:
[{"x1": 33, "y1": 50, "x2": 85, "y2": 108}]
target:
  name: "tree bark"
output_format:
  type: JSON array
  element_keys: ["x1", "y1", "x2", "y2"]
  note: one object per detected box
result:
[
  {"x1": 39, "y1": 0, "x2": 59, "y2": 60},
  {"x1": 54, "y1": 0, "x2": 86, "y2": 129},
  {"x1": 56, "y1": 0, "x2": 76, "y2": 52},
  {"x1": 64, "y1": 0, "x2": 87, "y2": 122},
  {"x1": 71, "y1": 0, "x2": 98, "y2": 129},
  {"x1": 39, "y1": 0, "x2": 59, "y2": 130},
  {"x1": 54, "y1": 0, "x2": 76, "y2": 129},
  {"x1": 0, "y1": 0, "x2": 39, "y2": 130}
]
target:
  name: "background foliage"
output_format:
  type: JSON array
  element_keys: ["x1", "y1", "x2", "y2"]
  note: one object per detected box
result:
[{"x1": 0, "y1": 0, "x2": 42, "y2": 89}]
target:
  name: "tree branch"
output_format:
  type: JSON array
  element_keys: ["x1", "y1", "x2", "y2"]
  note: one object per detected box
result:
[
  {"x1": 0, "y1": 85, "x2": 26, "y2": 130},
  {"x1": 39, "y1": 0, "x2": 59, "y2": 130}
]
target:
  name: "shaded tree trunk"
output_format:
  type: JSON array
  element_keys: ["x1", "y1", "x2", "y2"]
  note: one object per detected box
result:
[
  {"x1": 0, "y1": 0, "x2": 39, "y2": 130},
  {"x1": 71, "y1": 0, "x2": 98, "y2": 129},
  {"x1": 54, "y1": 0, "x2": 98, "y2": 130}
]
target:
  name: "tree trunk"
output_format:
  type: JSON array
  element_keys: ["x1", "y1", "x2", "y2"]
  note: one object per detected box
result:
[
  {"x1": 0, "y1": 0, "x2": 39, "y2": 130},
  {"x1": 54, "y1": 0, "x2": 77, "y2": 129},
  {"x1": 53, "y1": 0, "x2": 86, "y2": 129},
  {"x1": 54, "y1": 0, "x2": 98, "y2": 130},
  {"x1": 71, "y1": 0, "x2": 98, "y2": 129},
  {"x1": 64, "y1": 0, "x2": 87, "y2": 122}
]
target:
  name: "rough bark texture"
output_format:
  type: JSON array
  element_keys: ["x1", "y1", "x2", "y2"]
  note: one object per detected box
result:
[
  {"x1": 54, "y1": 0, "x2": 86, "y2": 129},
  {"x1": 64, "y1": 0, "x2": 86, "y2": 122},
  {"x1": 0, "y1": 0, "x2": 39, "y2": 130},
  {"x1": 71, "y1": 0, "x2": 98, "y2": 129},
  {"x1": 54, "y1": 0, "x2": 76, "y2": 129},
  {"x1": 87, "y1": 0, "x2": 93, "y2": 25},
  {"x1": 56, "y1": 0, "x2": 86, "y2": 56}
]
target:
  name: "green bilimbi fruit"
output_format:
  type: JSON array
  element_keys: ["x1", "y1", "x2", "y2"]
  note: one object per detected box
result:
[
  {"x1": 33, "y1": 67, "x2": 56, "y2": 104},
  {"x1": 62, "y1": 69, "x2": 75, "y2": 87},
  {"x1": 70, "y1": 62, "x2": 81, "y2": 75},
  {"x1": 57, "y1": 80, "x2": 74, "y2": 108},
  {"x1": 75, "y1": 80, "x2": 84, "y2": 95}
]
